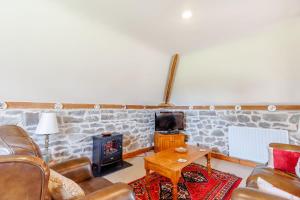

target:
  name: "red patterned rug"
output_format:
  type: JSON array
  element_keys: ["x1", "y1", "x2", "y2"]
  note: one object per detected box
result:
[{"x1": 129, "y1": 163, "x2": 241, "y2": 200}]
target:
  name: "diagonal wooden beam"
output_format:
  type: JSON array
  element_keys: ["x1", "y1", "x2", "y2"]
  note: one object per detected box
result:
[{"x1": 160, "y1": 53, "x2": 179, "y2": 106}]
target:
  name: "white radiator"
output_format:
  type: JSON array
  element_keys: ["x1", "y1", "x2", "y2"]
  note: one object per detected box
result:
[{"x1": 228, "y1": 126, "x2": 289, "y2": 163}]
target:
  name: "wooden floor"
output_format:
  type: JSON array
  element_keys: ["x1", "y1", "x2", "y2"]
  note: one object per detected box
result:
[{"x1": 104, "y1": 151, "x2": 254, "y2": 187}]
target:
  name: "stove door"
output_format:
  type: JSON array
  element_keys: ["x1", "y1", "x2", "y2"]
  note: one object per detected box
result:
[{"x1": 101, "y1": 136, "x2": 122, "y2": 164}]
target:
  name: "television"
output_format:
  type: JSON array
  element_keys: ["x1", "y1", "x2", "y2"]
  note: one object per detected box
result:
[{"x1": 155, "y1": 112, "x2": 185, "y2": 133}]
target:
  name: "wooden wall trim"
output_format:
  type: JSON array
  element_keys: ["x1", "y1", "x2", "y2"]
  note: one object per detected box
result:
[
  {"x1": 2, "y1": 101, "x2": 300, "y2": 111},
  {"x1": 123, "y1": 146, "x2": 154, "y2": 159},
  {"x1": 101, "y1": 104, "x2": 124, "y2": 109},
  {"x1": 193, "y1": 106, "x2": 210, "y2": 110},
  {"x1": 240, "y1": 105, "x2": 267, "y2": 110},
  {"x1": 277, "y1": 105, "x2": 300, "y2": 110},
  {"x1": 5, "y1": 102, "x2": 55, "y2": 109},
  {"x1": 63, "y1": 103, "x2": 94, "y2": 109},
  {"x1": 211, "y1": 152, "x2": 258, "y2": 167},
  {"x1": 126, "y1": 105, "x2": 145, "y2": 109}
]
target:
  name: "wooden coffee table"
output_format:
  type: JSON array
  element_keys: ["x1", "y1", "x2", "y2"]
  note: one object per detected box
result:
[{"x1": 144, "y1": 145, "x2": 211, "y2": 200}]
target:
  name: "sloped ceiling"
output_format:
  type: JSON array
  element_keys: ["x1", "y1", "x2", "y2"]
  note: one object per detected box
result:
[
  {"x1": 1, "y1": 0, "x2": 300, "y2": 104},
  {"x1": 60, "y1": 0, "x2": 300, "y2": 53}
]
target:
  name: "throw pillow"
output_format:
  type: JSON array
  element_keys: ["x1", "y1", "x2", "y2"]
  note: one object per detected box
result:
[
  {"x1": 267, "y1": 147, "x2": 300, "y2": 174},
  {"x1": 257, "y1": 177, "x2": 300, "y2": 200},
  {"x1": 48, "y1": 169, "x2": 85, "y2": 200}
]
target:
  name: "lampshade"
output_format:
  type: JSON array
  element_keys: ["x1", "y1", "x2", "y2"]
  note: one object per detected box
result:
[{"x1": 36, "y1": 113, "x2": 59, "y2": 135}]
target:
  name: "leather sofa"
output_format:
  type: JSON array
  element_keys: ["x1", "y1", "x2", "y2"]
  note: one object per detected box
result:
[
  {"x1": 0, "y1": 125, "x2": 135, "y2": 200},
  {"x1": 232, "y1": 143, "x2": 300, "y2": 200}
]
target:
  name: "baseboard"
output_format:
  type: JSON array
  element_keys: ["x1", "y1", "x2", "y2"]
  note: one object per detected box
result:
[
  {"x1": 123, "y1": 146, "x2": 154, "y2": 159},
  {"x1": 211, "y1": 152, "x2": 259, "y2": 167}
]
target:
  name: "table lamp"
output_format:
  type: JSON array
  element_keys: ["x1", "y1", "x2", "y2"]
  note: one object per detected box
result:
[{"x1": 36, "y1": 112, "x2": 59, "y2": 163}]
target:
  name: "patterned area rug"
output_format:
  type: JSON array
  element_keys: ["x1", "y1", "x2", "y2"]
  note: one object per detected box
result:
[{"x1": 129, "y1": 163, "x2": 242, "y2": 200}]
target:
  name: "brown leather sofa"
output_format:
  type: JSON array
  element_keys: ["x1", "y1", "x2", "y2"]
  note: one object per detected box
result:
[
  {"x1": 0, "y1": 125, "x2": 135, "y2": 200},
  {"x1": 232, "y1": 143, "x2": 300, "y2": 200}
]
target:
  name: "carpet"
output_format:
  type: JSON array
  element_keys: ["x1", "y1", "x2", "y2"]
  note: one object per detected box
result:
[{"x1": 129, "y1": 163, "x2": 242, "y2": 200}]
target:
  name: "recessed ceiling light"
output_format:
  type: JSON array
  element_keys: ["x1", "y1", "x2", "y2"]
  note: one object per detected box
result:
[{"x1": 182, "y1": 10, "x2": 192, "y2": 19}]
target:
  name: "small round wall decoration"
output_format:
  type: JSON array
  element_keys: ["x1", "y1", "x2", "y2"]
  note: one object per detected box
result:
[
  {"x1": 189, "y1": 106, "x2": 193, "y2": 110},
  {"x1": 54, "y1": 103, "x2": 63, "y2": 110},
  {"x1": 0, "y1": 101, "x2": 7, "y2": 110},
  {"x1": 209, "y1": 105, "x2": 215, "y2": 111},
  {"x1": 235, "y1": 105, "x2": 242, "y2": 111},
  {"x1": 268, "y1": 105, "x2": 277, "y2": 112},
  {"x1": 94, "y1": 104, "x2": 100, "y2": 110}
]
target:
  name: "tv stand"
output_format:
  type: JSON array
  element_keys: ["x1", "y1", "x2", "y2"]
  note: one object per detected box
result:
[{"x1": 154, "y1": 131, "x2": 186, "y2": 153}]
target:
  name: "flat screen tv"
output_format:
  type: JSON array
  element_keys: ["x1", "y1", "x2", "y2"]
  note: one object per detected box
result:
[{"x1": 155, "y1": 112, "x2": 185, "y2": 133}]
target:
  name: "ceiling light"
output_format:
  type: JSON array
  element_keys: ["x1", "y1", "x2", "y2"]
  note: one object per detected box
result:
[{"x1": 182, "y1": 10, "x2": 192, "y2": 19}]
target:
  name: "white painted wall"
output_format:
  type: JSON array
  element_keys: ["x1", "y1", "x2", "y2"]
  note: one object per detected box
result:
[
  {"x1": 0, "y1": 0, "x2": 170, "y2": 104},
  {"x1": 1, "y1": 1, "x2": 300, "y2": 105},
  {"x1": 173, "y1": 17, "x2": 300, "y2": 105}
]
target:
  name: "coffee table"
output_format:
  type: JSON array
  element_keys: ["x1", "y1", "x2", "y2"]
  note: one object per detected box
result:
[{"x1": 144, "y1": 145, "x2": 211, "y2": 200}]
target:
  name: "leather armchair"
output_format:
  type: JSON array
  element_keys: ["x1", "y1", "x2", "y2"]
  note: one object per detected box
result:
[
  {"x1": 232, "y1": 143, "x2": 300, "y2": 200},
  {"x1": 51, "y1": 157, "x2": 134, "y2": 200},
  {"x1": 0, "y1": 125, "x2": 135, "y2": 200}
]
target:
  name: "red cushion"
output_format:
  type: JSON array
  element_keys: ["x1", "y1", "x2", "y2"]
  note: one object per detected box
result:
[{"x1": 273, "y1": 149, "x2": 300, "y2": 174}]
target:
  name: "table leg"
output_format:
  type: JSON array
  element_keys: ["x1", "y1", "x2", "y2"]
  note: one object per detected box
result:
[
  {"x1": 206, "y1": 152, "x2": 212, "y2": 176},
  {"x1": 171, "y1": 178, "x2": 179, "y2": 200},
  {"x1": 145, "y1": 168, "x2": 150, "y2": 191}
]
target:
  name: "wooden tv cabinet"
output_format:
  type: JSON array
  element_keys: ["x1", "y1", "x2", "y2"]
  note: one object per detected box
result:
[{"x1": 154, "y1": 132, "x2": 186, "y2": 153}]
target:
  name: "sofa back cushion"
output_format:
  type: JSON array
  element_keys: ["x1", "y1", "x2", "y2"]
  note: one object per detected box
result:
[{"x1": 0, "y1": 125, "x2": 42, "y2": 158}]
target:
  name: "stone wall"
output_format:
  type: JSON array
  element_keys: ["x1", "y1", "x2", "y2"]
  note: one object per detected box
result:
[
  {"x1": 185, "y1": 110, "x2": 300, "y2": 154},
  {"x1": 0, "y1": 109, "x2": 155, "y2": 162},
  {"x1": 0, "y1": 108, "x2": 299, "y2": 162}
]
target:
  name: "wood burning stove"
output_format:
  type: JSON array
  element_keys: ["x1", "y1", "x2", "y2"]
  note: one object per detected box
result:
[{"x1": 92, "y1": 133, "x2": 123, "y2": 176}]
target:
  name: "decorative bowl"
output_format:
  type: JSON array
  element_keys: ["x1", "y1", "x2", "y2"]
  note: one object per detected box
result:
[
  {"x1": 175, "y1": 147, "x2": 188, "y2": 153},
  {"x1": 199, "y1": 148, "x2": 208, "y2": 152},
  {"x1": 177, "y1": 158, "x2": 187, "y2": 163},
  {"x1": 102, "y1": 132, "x2": 112, "y2": 137}
]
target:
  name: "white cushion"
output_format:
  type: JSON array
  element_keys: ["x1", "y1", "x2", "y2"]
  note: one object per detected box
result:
[
  {"x1": 257, "y1": 177, "x2": 300, "y2": 200},
  {"x1": 267, "y1": 147, "x2": 274, "y2": 168},
  {"x1": 296, "y1": 158, "x2": 300, "y2": 178}
]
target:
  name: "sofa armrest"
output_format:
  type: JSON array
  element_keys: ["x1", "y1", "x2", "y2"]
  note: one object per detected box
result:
[
  {"x1": 0, "y1": 155, "x2": 50, "y2": 200},
  {"x1": 269, "y1": 143, "x2": 300, "y2": 151},
  {"x1": 50, "y1": 157, "x2": 93, "y2": 183},
  {"x1": 82, "y1": 183, "x2": 135, "y2": 200},
  {"x1": 232, "y1": 188, "x2": 289, "y2": 200}
]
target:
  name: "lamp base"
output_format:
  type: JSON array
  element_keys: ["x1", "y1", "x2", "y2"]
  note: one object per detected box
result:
[{"x1": 44, "y1": 134, "x2": 50, "y2": 163}]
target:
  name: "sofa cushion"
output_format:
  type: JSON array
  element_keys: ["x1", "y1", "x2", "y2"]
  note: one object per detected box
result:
[
  {"x1": 49, "y1": 169, "x2": 85, "y2": 200},
  {"x1": 257, "y1": 177, "x2": 300, "y2": 200},
  {"x1": 78, "y1": 177, "x2": 113, "y2": 194}
]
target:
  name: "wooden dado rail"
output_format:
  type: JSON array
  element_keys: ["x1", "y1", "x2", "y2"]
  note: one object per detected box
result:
[{"x1": 2, "y1": 101, "x2": 300, "y2": 110}]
